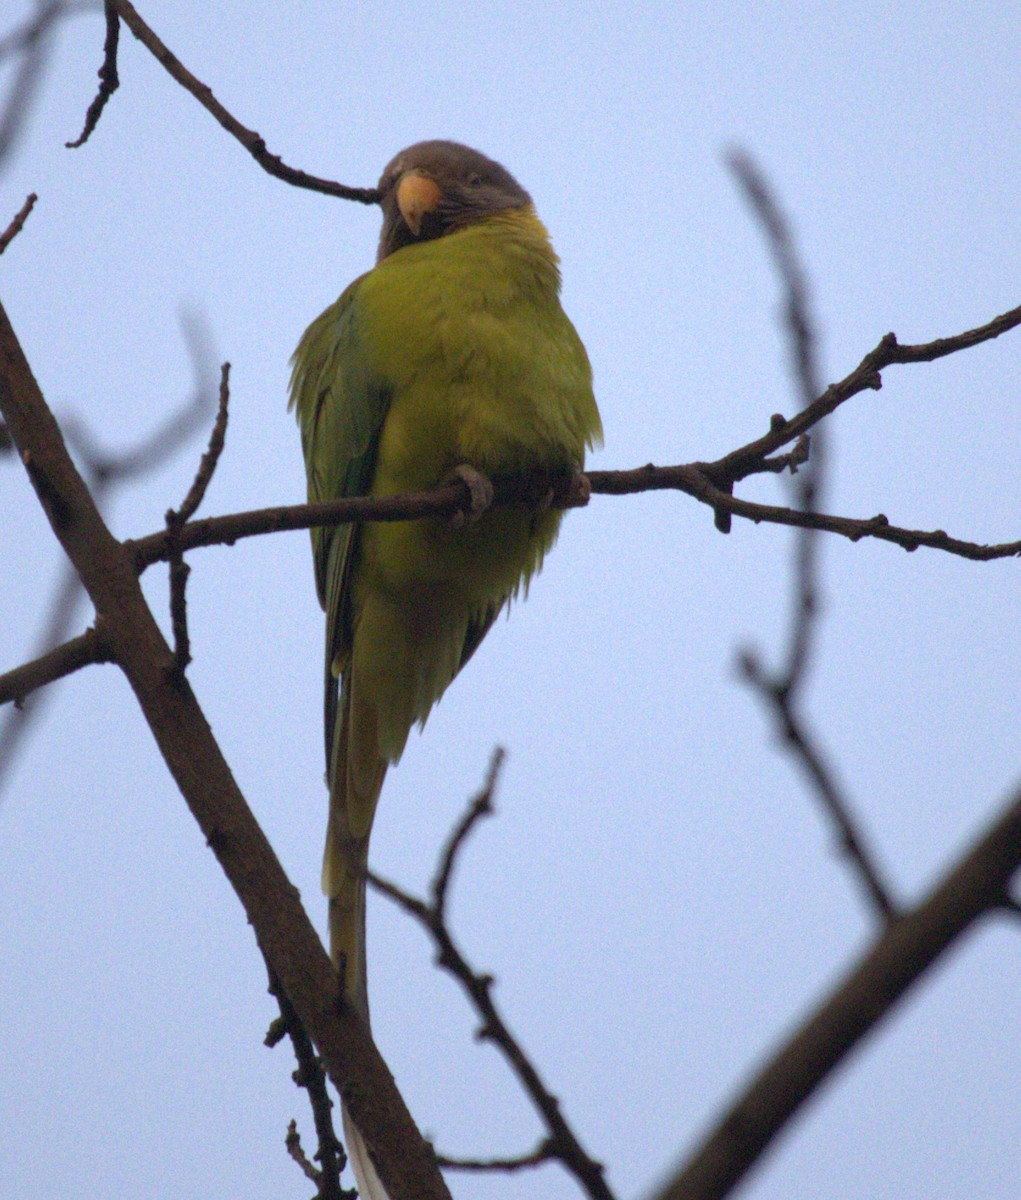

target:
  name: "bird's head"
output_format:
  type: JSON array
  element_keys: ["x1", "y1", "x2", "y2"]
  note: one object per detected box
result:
[{"x1": 376, "y1": 141, "x2": 532, "y2": 262}]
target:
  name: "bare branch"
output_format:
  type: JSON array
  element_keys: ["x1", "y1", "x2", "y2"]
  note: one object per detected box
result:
[
  {"x1": 728, "y1": 148, "x2": 824, "y2": 694},
  {"x1": 732, "y1": 154, "x2": 895, "y2": 919},
  {"x1": 431, "y1": 746, "x2": 504, "y2": 922},
  {"x1": 651, "y1": 776, "x2": 1021, "y2": 1200},
  {"x1": 0, "y1": 562, "x2": 86, "y2": 792},
  {"x1": 739, "y1": 649, "x2": 897, "y2": 920},
  {"x1": 0, "y1": 297, "x2": 450, "y2": 1200},
  {"x1": 64, "y1": 0, "x2": 119, "y2": 148},
  {"x1": 124, "y1": 459, "x2": 1021, "y2": 574},
  {"x1": 266, "y1": 966, "x2": 354, "y2": 1200},
  {"x1": 0, "y1": 626, "x2": 112, "y2": 705},
  {"x1": 0, "y1": 1, "x2": 58, "y2": 170},
  {"x1": 0, "y1": 192, "x2": 37, "y2": 254},
  {"x1": 436, "y1": 1139, "x2": 555, "y2": 1173},
  {"x1": 164, "y1": 362, "x2": 231, "y2": 671},
  {"x1": 709, "y1": 303, "x2": 1021, "y2": 490},
  {"x1": 107, "y1": 0, "x2": 379, "y2": 203},
  {"x1": 175, "y1": 362, "x2": 230, "y2": 523},
  {"x1": 62, "y1": 311, "x2": 216, "y2": 485},
  {"x1": 0, "y1": 313, "x2": 216, "y2": 794},
  {"x1": 285, "y1": 1120, "x2": 321, "y2": 1188},
  {"x1": 368, "y1": 755, "x2": 616, "y2": 1200}
]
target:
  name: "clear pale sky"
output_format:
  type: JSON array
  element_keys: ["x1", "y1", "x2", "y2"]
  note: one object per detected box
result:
[{"x1": 3, "y1": 3, "x2": 1021, "y2": 1198}]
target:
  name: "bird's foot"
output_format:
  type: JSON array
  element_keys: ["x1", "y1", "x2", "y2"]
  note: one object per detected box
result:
[
  {"x1": 541, "y1": 468, "x2": 591, "y2": 511},
  {"x1": 565, "y1": 468, "x2": 592, "y2": 507},
  {"x1": 446, "y1": 464, "x2": 494, "y2": 528}
]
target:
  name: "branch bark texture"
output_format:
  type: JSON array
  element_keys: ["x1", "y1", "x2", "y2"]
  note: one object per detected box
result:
[
  {"x1": 0, "y1": 299, "x2": 449, "y2": 1200},
  {"x1": 652, "y1": 781, "x2": 1021, "y2": 1200}
]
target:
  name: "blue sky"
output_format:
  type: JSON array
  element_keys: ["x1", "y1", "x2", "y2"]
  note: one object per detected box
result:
[{"x1": 3, "y1": 3, "x2": 1021, "y2": 1198}]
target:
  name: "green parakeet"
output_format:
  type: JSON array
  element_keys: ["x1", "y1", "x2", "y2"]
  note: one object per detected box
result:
[{"x1": 289, "y1": 141, "x2": 602, "y2": 1196}]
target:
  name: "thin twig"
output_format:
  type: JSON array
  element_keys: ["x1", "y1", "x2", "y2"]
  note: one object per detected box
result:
[
  {"x1": 266, "y1": 964, "x2": 353, "y2": 1200},
  {"x1": 729, "y1": 148, "x2": 824, "y2": 695},
  {"x1": 62, "y1": 311, "x2": 215, "y2": 484},
  {"x1": 108, "y1": 0, "x2": 379, "y2": 203},
  {"x1": 166, "y1": 555, "x2": 191, "y2": 672},
  {"x1": 0, "y1": 314, "x2": 216, "y2": 794},
  {"x1": 431, "y1": 747, "x2": 504, "y2": 922},
  {"x1": 0, "y1": 193, "x2": 37, "y2": 254},
  {"x1": 286, "y1": 1119, "x2": 321, "y2": 1186},
  {"x1": 729, "y1": 155, "x2": 896, "y2": 922},
  {"x1": 0, "y1": 2, "x2": 101, "y2": 167},
  {"x1": 0, "y1": 1, "x2": 63, "y2": 169},
  {"x1": 368, "y1": 754, "x2": 617, "y2": 1200},
  {"x1": 65, "y1": 0, "x2": 119, "y2": 148},
  {"x1": 709, "y1": 305, "x2": 1021, "y2": 488},
  {"x1": 175, "y1": 362, "x2": 230, "y2": 523},
  {"x1": 164, "y1": 363, "x2": 230, "y2": 673},
  {"x1": 436, "y1": 1139, "x2": 555, "y2": 1173},
  {"x1": 739, "y1": 650, "x2": 897, "y2": 920}
]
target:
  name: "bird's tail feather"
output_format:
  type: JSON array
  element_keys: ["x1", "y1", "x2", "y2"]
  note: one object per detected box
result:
[
  {"x1": 324, "y1": 675, "x2": 391, "y2": 1198},
  {"x1": 342, "y1": 1105, "x2": 391, "y2": 1200}
]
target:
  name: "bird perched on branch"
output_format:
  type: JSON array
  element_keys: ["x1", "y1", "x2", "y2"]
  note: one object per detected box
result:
[{"x1": 289, "y1": 140, "x2": 602, "y2": 1197}]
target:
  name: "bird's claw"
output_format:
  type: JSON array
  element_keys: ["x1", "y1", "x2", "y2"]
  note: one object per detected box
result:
[
  {"x1": 548, "y1": 468, "x2": 591, "y2": 510},
  {"x1": 447, "y1": 464, "x2": 494, "y2": 527}
]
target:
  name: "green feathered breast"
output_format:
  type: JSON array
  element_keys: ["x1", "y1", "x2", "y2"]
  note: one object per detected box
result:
[{"x1": 291, "y1": 204, "x2": 601, "y2": 771}]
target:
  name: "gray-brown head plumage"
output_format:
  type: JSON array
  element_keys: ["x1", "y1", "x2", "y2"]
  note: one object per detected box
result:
[{"x1": 376, "y1": 140, "x2": 532, "y2": 262}]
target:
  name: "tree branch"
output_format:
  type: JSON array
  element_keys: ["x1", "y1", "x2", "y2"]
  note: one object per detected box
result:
[
  {"x1": 368, "y1": 752, "x2": 616, "y2": 1200},
  {"x1": 6, "y1": 294, "x2": 1021, "y2": 717},
  {"x1": 0, "y1": 297, "x2": 450, "y2": 1200},
  {"x1": 107, "y1": 0, "x2": 379, "y2": 203},
  {"x1": 708, "y1": 303, "x2": 1021, "y2": 486},
  {"x1": 739, "y1": 648, "x2": 897, "y2": 921},
  {"x1": 651, "y1": 775, "x2": 1021, "y2": 1200},
  {"x1": 265, "y1": 965, "x2": 354, "y2": 1200},
  {"x1": 0, "y1": 626, "x2": 111, "y2": 704},
  {"x1": 122, "y1": 459, "x2": 1021, "y2": 574},
  {"x1": 436, "y1": 1139, "x2": 555, "y2": 1173},
  {"x1": 729, "y1": 151, "x2": 896, "y2": 922},
  {"x1": 165, "y1": 362, "x2": 231, "y2": 671},
  {"x1": 0, "y1": 193, "x2": 37, "y2": 254},
  {"x1": 0, "y1": 313, "x2": 216, "y2": 791},
  {"x1": 64, "y1": 0, "x2": 119, "y2": 148}
]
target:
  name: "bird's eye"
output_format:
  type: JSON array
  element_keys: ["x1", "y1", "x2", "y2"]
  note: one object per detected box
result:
[{"x1": 466, "y1": 172, "x2": 483, "y2": 188}]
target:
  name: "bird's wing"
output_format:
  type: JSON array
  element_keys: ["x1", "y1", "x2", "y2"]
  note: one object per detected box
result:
[{"x1": 289, "y1": 276, "x2": 392, "y2": 765}]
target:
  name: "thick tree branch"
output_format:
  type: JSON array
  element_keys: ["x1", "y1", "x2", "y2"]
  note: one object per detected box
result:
[
  {"x1": 0, "y1": 314, "x2": 216, "y2": 789},
  {"x1": 651, "y1": 776, "x2": 1021, "y2": 1200},
  {"x1": 107, "y1": 0, "x2": 379, "y2": 203},
  {"x1": 0, "y1": 298, "x2": 449, "y2": 1200}
]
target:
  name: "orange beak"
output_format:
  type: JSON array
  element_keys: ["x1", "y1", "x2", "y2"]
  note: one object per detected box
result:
[{"x1": 396, "y1": 171, "x2": 443, "y2": 236}]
